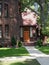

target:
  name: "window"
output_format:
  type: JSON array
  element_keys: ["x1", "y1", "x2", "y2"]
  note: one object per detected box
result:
[
  {"x1": 5, "y1": 25, "x2": 9, "y2": 36},
  {"x1": 0, "y1": 3, "x2": 2, "y2": 16},
  {"x1": 4, "y1": 3, "x2": 8, "y2": 17},
  {"x1": 0, "y1": 25, "x2": 2, "y2": 38}
]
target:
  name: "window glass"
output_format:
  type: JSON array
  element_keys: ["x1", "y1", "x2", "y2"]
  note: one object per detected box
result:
[
  {"x1": 5, "y1": 25, "x2": 9, "y2": 36},
  {"x1": 4, "y1": 3, "x2": 8, "y2": 17}
]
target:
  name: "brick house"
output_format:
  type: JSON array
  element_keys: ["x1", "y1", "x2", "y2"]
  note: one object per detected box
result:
[
  {"x1": 0, "y1": 0, "x2": 39, "y2": 46},
  {"x1": 0, "y1": 0, "x2": 22, "y2": 46}
]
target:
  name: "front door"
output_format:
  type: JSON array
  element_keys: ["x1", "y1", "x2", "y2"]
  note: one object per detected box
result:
[{"x1": 24, "y1": 30, "x2": 30, "y2": 42}]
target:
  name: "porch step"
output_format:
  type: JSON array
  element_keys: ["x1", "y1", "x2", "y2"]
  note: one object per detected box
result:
[{"x1": 23, "y1": 41, "x2": 37, "y2": 46}]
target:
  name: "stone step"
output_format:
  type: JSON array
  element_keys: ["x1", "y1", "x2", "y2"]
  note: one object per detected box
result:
[{"x1": 23, "y1": 41, "x2": 37, "y2": 46}]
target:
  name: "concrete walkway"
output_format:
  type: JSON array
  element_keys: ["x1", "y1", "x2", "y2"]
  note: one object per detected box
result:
[
  {"x1": 25, "y1": 46, "x2": 49, "y2": 65},
  {"x1": 0, "y1": 56, "x2": 35, "y2": 62}
]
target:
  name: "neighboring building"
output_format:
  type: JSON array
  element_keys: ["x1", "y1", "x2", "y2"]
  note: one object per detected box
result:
[
  {"x1": 0, "y1": 0, "x2": 38, "y2": 46},
  {"x1": 0, "y1": 0, "x2": 22, "y2": 46}
]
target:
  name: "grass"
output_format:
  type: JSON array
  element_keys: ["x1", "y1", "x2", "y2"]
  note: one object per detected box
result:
[
  {"x1": 0, "y1": 59, "x2": 40, "y2": 65},
  {"x1": 0, "y1": 47, "x2": 29, "y2": 57},
  {"x1": 35, "y1": 46, "x2": 49, "y2": 54}
]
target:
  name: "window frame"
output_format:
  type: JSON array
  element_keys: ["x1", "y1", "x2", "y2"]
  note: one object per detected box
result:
[
  {"x1": 4, "y1": 3, "x2": 8, "y2": 18},
  {"x1": 5, "y1": 25, "x2": 9, "y2": 37}
]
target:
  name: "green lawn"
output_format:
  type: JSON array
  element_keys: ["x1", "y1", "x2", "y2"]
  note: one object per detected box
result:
[
  {"x1": 0, "y1": 59, "x2": 40, "y2": 65},
  {"x1": 35, "y1": 46, "x2": 49, "y2": 54},
  {"x1": 0, "y1": 47, "x2": 29, "y2": 57}
]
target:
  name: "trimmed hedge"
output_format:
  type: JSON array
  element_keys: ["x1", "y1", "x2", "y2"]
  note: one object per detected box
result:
[{"x1": 18, "y1": 41, "x2": 22, "y2": 47}]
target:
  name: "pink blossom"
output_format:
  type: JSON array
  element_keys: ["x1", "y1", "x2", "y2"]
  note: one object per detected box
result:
[{"x1": 22, "y1": 11, "x2": 38, "y2": 25}]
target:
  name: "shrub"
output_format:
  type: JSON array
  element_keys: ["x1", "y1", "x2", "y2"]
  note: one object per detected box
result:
[
  {"x1": 42, "y1": 28, "x2": 49, "y2": 36},
  {"x1": 36, "y1": 39, "x2": 42, "y2": 47},
  {"x1": 46, "y1": 38, "x2": 49, "y2": 43},
  {"x1": 0, "y1": 45, "x2": 2, "y2": 48},
  {"x1": 11, "y1": 36, "x2": 16, "y2": 46},
  {"x1": 18, "y1": 41, "x2": 22, "y2": 47}
]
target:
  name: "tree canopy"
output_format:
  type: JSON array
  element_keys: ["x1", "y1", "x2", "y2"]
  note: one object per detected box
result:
[{"x1": 20, "y1": 0, "x2": 49, "y2": 35}]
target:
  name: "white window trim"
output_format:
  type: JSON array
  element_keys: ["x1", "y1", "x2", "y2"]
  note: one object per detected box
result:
[
  {"x1": 30, "y1": 27, "x2": 33, "y2": 37},
  {"x1": 20, "y1": 27, "x2": 23, "y2": 37}
]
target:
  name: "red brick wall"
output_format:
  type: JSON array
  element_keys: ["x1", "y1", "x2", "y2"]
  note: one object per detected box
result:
[{"x1": 0, "y1": 0, "x2": 22, "y2": 45}]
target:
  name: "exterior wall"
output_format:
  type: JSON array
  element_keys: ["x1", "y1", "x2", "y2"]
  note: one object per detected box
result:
[{"x1": 0, "y1": 0, "x2": 22, "y2": 45}]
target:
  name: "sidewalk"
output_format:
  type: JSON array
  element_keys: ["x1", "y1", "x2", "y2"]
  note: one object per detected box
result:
[
  {"x1": 25, "y1": 46, "x2": 49, "y2": 65},
  {"x1": 0, "y1": 56, "x2": 35, "y2": 62}
]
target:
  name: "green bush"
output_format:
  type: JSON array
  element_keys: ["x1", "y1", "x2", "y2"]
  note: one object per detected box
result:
[
  {"x1": 11, "y1": 36, "x2": 16, "y2": 46},
  {"x1": 36, "y1": 39, "x2": 42, "y2": 47},
  {"x1": 46, "y1": 38, "x2": 49, "y2": 43},
  {"x1": 42, "y1": 28, "x2": 49, "y2": 36},
  {"x1": 18, "y1": 41, "x2": 22, "y2": 47}
]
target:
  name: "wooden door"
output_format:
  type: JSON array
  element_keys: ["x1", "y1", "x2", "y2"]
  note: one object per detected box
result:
[{"x1": 24, "y1": 31, "x2": 30, "y2": 42}]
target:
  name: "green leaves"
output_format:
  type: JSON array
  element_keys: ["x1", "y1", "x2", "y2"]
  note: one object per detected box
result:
[{"x1": 21, "y1": 0, "x2": 35, "y2": 12}]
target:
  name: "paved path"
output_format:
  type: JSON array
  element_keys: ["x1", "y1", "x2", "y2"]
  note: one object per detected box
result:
[
  {"x1": 25, "y1": 46, "x2": 49, "y2": 65},
  {"x1": 0, "y1": 56, "x2": 35, "y2": 62}
]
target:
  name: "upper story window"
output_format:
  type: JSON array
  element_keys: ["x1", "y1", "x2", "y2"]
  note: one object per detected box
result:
[
  {"x1": 4, "y1": 3, "x2": 8, "y2": 17},
  {"x1": 0, "y1": 3, "x2": 2, "y2": 17}
]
